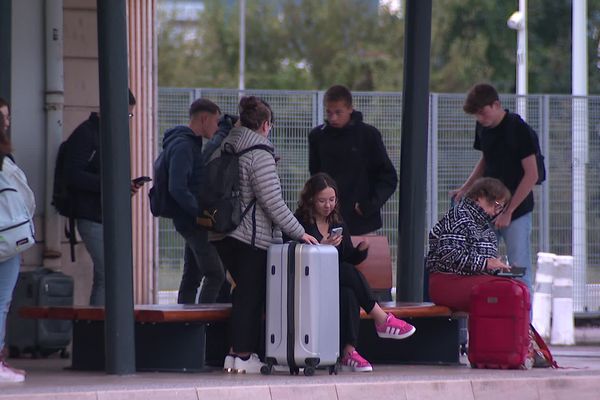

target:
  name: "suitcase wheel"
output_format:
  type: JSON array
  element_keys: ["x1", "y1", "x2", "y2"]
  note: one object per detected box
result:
[
  {"x1": 60, "y1": 349, "x2": 70, "y2": 359},
  {"x1": 303, "y1": 366, "x2": 315, "y2": 376},
  {"x1": 328, "y1": 364, "x2": 338, "y2": 375},
  {"x1": 40, "y1": 348, "x2": 58, "y2": 358},
  {"x1": 260, "y1": 364, "x2": 272, "y2": 375},
  {"x1": 290, "y1": 367, "x2": 300, "y2": 375}
]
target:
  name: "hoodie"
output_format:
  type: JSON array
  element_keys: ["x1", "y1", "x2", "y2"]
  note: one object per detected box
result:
[
  {"x1": 308, "y1": 111, "x2": 398, "y2": 234},
  {"x1": 162, "y1": 125, "x2": 204, "y2": 235}
]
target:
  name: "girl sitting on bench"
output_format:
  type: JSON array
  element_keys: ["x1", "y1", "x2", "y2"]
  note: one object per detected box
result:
[{"x1": 293, "y1": 173, "x2": 416, "y2": 372}]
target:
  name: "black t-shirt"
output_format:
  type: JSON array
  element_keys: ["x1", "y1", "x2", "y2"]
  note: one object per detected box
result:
[{"x1": 473, "y1": 111, "x2": 536, "y2": 220}]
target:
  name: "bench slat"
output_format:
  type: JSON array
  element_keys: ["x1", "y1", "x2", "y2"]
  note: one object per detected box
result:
[
  {"x1": 135, "y1": 304, "x2": 232, "y2": 322},
  {"x1": 21, "y1": 302, "x2": 453, "y2": 322},
  {"x1": 360, "y1": 302, "x2": 452, "y2": 319}
]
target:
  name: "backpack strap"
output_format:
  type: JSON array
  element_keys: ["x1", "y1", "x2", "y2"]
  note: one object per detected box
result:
[
  {"x1": 236, "y1": 144, "x2": 274, "y2": 157},
  {"x1": 236, "y1": 144, "x2": 274, "y2": 248},
  {"x1": 67, "y1": 217, "x2": 77, "y2": 262},
  {"x1": 530, "y1": 323, "x2": 559, "y2": 368},
  {"x1": 250, "y1": 201, "x2": 257, "y2": 248}
]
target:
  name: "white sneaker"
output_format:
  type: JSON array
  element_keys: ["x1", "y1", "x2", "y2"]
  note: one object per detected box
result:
[
  {"x1": 223, "y1": 354, "x2": 236, "y2": 373},
  {"x1": 0, "y1": 361, "x2": 25, "y2": 383},
  {"x1": 233, "y1": 353, "x2": 264, "y2": 374}
]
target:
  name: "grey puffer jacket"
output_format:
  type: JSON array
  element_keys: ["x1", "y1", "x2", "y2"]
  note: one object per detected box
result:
[{"x1": 222, "y1": 126, "x2": 305, "y2": 250}]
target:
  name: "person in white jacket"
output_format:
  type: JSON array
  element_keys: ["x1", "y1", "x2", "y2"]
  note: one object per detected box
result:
[
  {"x1": 214, "y1": 96, "x2": 318, "y2": 374},
  {"x1": 0, "y1": 111, "x2": 35, "y2": 383}
]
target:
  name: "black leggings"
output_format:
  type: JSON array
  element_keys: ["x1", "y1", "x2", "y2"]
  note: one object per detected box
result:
[
  {"x1": 214, "y1": 237, "x2": 267, "y2": 354},
  {"x1": 339, "y1": 261, "x2": 377, "y2": 348}
]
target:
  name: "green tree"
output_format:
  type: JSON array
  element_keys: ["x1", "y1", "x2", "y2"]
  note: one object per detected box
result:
[
  {"x1": 158, "y1": 0, "x2": 600, "y2": 94},
  {"x1": 158, "y1": 0, "x2": 405, "y2": 90},
  {"x1": 280, "y1": 0, "x2": 404, "y2": 90}
]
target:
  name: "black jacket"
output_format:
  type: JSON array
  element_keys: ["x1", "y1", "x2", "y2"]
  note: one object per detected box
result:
[
  {"x1": 162, "y1": 125, "x2": 204, "y2": 235},
  {"x1": 65, "y1": 113, "x2": 102, "y2": 222},
  {"x1": 308, "y1": 111, "x2": 398, "y2": 234}
]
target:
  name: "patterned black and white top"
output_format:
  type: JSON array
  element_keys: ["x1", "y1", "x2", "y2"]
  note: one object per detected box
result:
[{"x1": 426, "y1": 198, "x2": 497, "y2": 275}]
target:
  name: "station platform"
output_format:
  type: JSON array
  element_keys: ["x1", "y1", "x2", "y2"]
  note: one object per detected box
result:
[{"x1": 0, "y1": 346, "x2": 599, "y2": 400}]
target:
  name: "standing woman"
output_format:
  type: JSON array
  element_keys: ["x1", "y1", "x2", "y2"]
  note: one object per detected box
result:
[
  {"x1": 214, "y1": 96, "x2": 318, "y2": 374},
  {"x1": 294, "y1": 173, "x2": 416, "y2": 372},
  {"x1": 0, "y1": 111, "x2": 35, "y2": 382}
]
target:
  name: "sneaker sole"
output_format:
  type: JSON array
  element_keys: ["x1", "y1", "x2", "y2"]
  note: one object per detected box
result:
[
  {"x1": 377, "y1": 325, "x2": 416, "y2": 340},
  {"x1": 233, "y1": 368, "x2": 262, "y2": 374},
  {"x1": 341, "y1": 364, "x2": 373, "y2": 372},
  {"x1": 0, "y1": 375, "x2": 25, "y2": 383}
]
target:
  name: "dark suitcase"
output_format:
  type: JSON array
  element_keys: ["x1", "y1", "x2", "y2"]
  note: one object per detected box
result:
[
  {"x1": 6, "y1": 267, "x2": 73, "y2": 358},
  {"x1": 468, "y1": 279, "x2": 531, "y2": 369},
  {"x1": 262, "y1": 242, "x2": 340, "y2": 376}
]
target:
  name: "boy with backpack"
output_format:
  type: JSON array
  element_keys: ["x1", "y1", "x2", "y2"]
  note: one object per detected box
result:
[
  {"x1": 59, "y1": 90, "x2": 138, "y2": 306},
  {"x1": 451, "y1": 83, "x2": 544, "y2": 295},
  {"x1": 150, "y1": 98, "x2": 226, "y2": 304}
]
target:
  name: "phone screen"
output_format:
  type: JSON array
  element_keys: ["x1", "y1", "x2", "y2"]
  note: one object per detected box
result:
[{"x1": 331, "y1": 227, "x2": 343, "y2": 237}]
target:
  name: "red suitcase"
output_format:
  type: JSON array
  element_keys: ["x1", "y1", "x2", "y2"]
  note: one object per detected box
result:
[{"x1": 468, "y1": 279, "x2": 531, "y2": 369}]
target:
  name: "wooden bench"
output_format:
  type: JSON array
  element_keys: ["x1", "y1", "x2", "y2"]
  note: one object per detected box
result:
[
  {"x1": 20, "y1": 304, "x2": 232, "y2": 372},
  {"x1": 19, "y1": 236, "x2": 464, "y2": 371},
  {"x1": 351, "y1": 235, "x2": 394, "y2": 301}
]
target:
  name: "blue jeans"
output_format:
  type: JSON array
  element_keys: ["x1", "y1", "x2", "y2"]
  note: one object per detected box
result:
[
  {"x1": 77, "y1": 219, "x2": 105, "y2": 306},
  {"x1": 0, "y1": 256, "x2": 20, "y2": 350},
  {"x1": 496, "y1": 212, "x2": 533, "y2": 295}
]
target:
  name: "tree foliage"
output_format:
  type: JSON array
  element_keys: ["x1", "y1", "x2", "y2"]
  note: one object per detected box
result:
[{"x1": 158, "y1": 0, "x2": 600, "y2": 93}]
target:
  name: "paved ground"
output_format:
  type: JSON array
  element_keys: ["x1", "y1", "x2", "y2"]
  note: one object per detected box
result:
[{"x1": 0, "y1": 346, "x2": 599, "y2": 400}]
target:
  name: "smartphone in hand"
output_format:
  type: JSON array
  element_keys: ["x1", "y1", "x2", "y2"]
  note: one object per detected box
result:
[
  {"x1": 330, "y1": 227, "x2": 343, "y2": 238},
  {"x1": 494, "y1": 265, "x2": 526, "y2": 278},
  {"x1": 132, "y1": 176, "x2": 152, "y2": 186}
]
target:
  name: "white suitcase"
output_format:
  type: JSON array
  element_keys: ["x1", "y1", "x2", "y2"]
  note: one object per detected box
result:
[{"x1": 262, "y1": 242, "x2": 340, "y2": 376}]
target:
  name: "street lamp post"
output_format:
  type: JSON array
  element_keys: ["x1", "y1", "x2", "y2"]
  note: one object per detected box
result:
[{"x1": 507, "y1": 0, "x2": 527, "y2": 119}]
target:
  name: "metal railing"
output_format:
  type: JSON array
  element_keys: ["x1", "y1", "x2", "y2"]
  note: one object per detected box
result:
[{"x1": 157, "y1": 88, "x2": 600, "y2": 313}]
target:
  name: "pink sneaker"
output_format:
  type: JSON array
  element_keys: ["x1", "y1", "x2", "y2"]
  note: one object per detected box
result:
[
  {"x1": 375, "y1": 313, "x2": 416, "y2": 340},
  {"x1": 341, "y1": 350, "x2": 373, "y2": 372}
]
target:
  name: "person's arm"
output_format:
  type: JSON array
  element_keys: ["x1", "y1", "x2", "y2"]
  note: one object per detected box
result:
[
  {"x1": 201, "y1": 115, "x2": 235, "y2": 164},
  {"x1": 358, "y1": 129, "x2": 398, "y2": 216},
  {"x1": 64, "y1": 127, "x2": 101, "y2": 193},
  {"x1": 494, "y1": 154, "x2": 538, "y2": 228},
  {"x1": 167, "y1": 140, "x2": 199, "y2": 218},
  {"x1": 308, "y1": 129, "x2": 320, "y2": 176},
  {"x1": 344, "y1": 237, "x2": 368, "y2": 265},
  {"x1": 450, "y1": 156, "x2": 485, "y2": 200}
]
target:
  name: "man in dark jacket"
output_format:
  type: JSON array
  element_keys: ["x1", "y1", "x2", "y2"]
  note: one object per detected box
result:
[
  {"x1": 160, "y1": 98, "x2": 226, "y2": 304},
  {"x1": 64, "y1": 90, "x2": 138, "y2": 306},
  {"x1": 309, "y1": 85, "x2": 398, "y2": 235}
]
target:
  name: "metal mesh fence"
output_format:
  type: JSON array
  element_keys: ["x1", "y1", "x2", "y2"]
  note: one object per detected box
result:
[{"x1": 157, "y1": 88, "x2": 600, "y2": 312}]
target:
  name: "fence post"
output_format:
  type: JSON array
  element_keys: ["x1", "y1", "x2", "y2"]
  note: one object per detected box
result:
[
  {"x1": 315, "y1": 91, "x2": 324, "y2": 127},
  {"x1": 427, "y1": 93, "x2": 438, "y2": 231},
  {"x1": 551, "y1": 255, "x2": 575, "y2": 345},
  {"x1": 539, "y1": 96, "x2": 550, "y2": 252},
  {"x1": 532, "y1": 252, "x2": 555, "y2": 339}
]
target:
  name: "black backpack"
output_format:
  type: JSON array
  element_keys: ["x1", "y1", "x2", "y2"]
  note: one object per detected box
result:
[
  {"x1": 507, "y1": 114, "x2": 546, "y2": 185},
  {"x1": 528, "y1": 125, "x2": 547, "y2": 185},
  {"x1": 196, "y1": 143, "x2": 273, "y2": 233},
  {"x1": 51, "y1": 140, "x2": 78, "y2": 261},
  {"x1": 148, "y1": 150, "x2": 175, "y2": 218}
]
